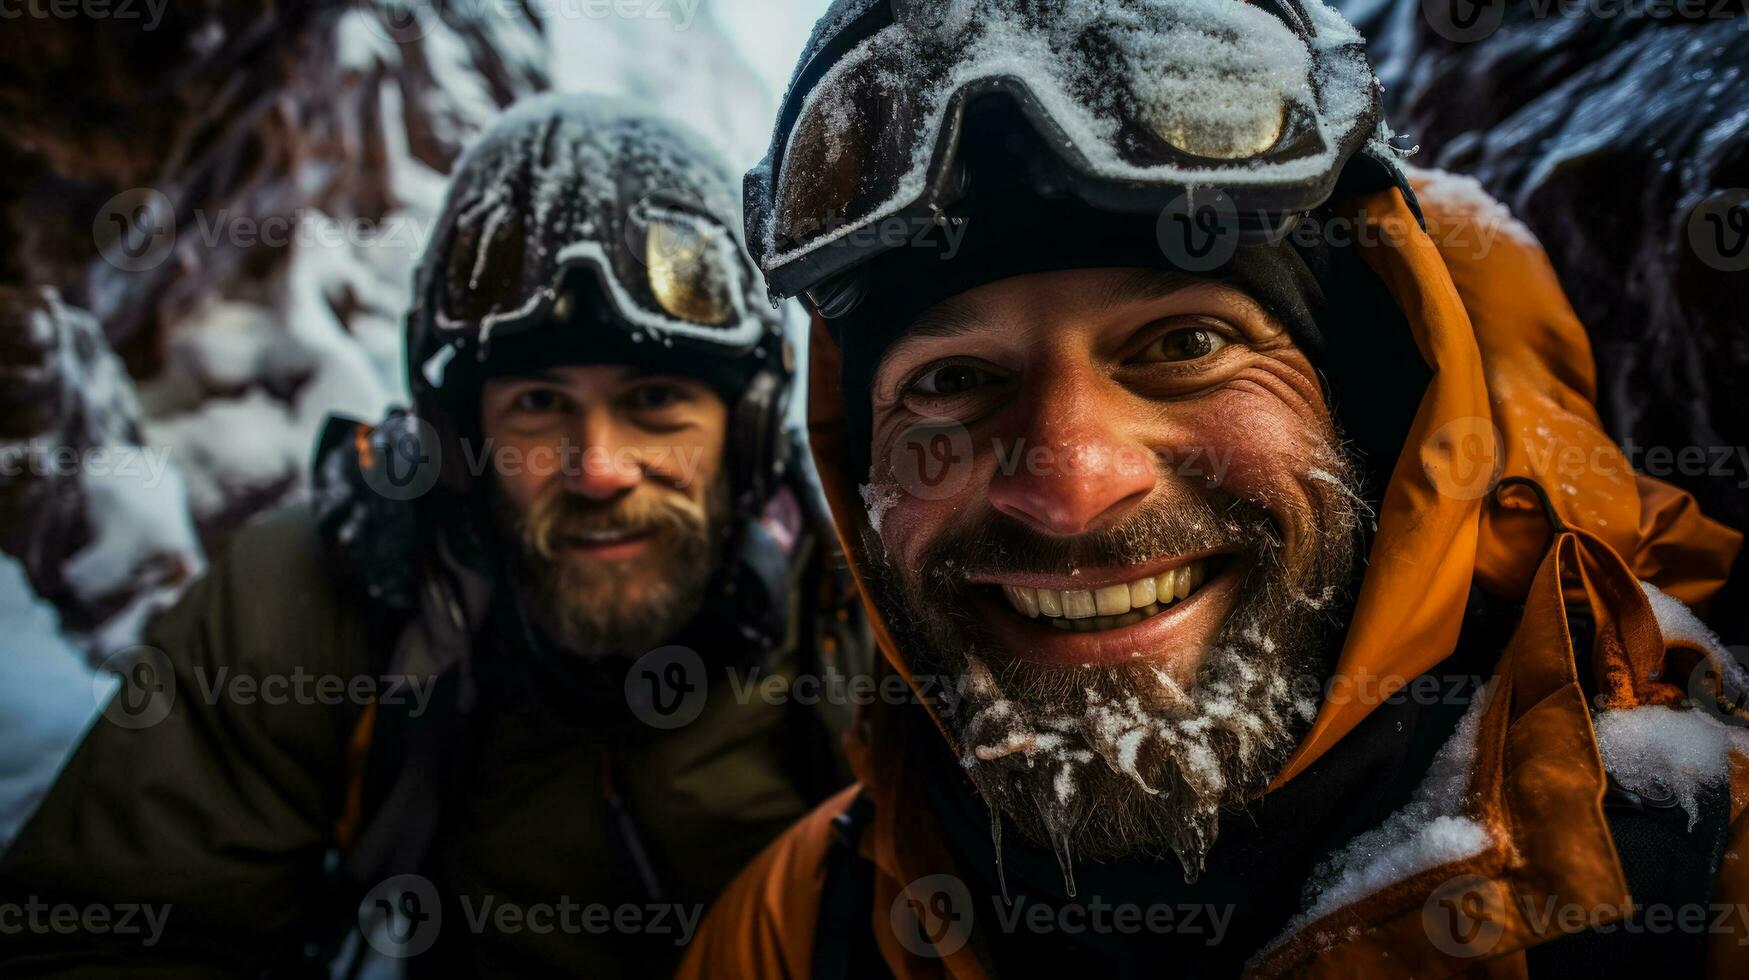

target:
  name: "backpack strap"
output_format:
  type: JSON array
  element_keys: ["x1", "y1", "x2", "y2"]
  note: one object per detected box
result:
[
  {"x1": 1523, "y1": 774, "x2": 1732, "y2": 974},
  {"x1": 812, "y1": 793, "x2": 886, "y2": 980}
]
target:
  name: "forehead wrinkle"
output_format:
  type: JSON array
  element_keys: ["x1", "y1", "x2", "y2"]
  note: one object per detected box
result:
[
  {"x1": 879, "y1": 296, "x2": 993, "y2": 374},
  {"x1": 1092, "y1": 268, "x2": 1201, "y2": 315}
]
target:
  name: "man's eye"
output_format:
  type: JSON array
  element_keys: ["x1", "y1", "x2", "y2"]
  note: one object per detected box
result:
[
  {"x1": 910, "y1": 362, "x2": 1000, "y2": 397},
  {"x1": 513, "y1": 389, "x2": 564, "y2": 413},
  {"x1": 1139, "y1": 326, "x2": 1230, "y2": 363},
  {"x1": 627, "y1": 384, "x2": 683, "y2": 410}
]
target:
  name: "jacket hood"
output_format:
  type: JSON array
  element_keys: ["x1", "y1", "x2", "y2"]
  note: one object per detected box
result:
[{"x1": 802, "y1": 168, "x2": 1742, "y2": 791}]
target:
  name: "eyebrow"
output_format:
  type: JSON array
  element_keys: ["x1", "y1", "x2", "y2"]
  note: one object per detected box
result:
[
  {"x1": 894, "y1": 268, "x2": 1203, "y2": 345},
  {"x1": 899, "y1": 296, "x2": 986, "y2": 343},
  {"x1": 505, "y1": 365, "x2": 695, "y2": 383},
  {"x1": 1093, "y1": 268, "x2": 1199, "y2": 314}
]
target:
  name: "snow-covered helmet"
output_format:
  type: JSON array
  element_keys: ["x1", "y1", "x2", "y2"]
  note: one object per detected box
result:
[
  {"x1": 748, "y1": 0, "x2": 1410, "y2": 315},
  {"x1": 407, "y1": 94, "x2": 792, "y2": 517}
]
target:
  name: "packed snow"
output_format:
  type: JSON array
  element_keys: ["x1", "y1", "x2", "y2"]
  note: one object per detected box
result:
[
  {"x1": 1594, "y1": 705, "x2": 1749, "y2": 831},
  {"x1": 1405, "y1": 164, "x2": 1540, "y2": 249}
]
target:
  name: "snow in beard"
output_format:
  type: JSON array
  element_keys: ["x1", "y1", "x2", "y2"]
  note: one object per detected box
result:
[
  {"x1": 947, "y1": 448, "x2": 1365, "y2": 892},
  {"x1": 956, "y1": 603, "x2": 1317, "y2": 893}
]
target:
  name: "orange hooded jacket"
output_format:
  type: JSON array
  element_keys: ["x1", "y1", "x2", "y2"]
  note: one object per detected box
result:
[{"x1": 678, "y1": 172, "x2": 1746, "y2": 978}]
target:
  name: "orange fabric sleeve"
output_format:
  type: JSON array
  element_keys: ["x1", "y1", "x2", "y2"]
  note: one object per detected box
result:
[{"x1": 677, "y1": 786, "x2": 858, "y2": 980}]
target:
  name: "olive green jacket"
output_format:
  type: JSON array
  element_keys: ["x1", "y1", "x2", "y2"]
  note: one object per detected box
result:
[{"x1": 0, "y1": 507, "x2": 852, "y2": 977}]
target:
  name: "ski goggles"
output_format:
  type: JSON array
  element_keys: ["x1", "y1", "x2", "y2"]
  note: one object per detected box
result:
[
  {"x1": 747, "y1": 0, "x2": 1384, "y2": 300},
  {"x1": 432, "y1": 192, "x2": 771, "y2": 359}
]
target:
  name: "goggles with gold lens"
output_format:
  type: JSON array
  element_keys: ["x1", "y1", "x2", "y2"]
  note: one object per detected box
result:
[{"x1": 747, "y1": 0, "x2": 1389, "y2": 302}]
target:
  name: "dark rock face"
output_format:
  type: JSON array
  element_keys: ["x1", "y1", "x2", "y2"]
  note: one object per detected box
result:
[
  {"x1": 0, "y1": 1, "x2": 546, "y2": 654},
  {"x1": 1, "y1": 0, "x2": 545, "y2": 358},
  {"x1": 0, "y1": 286, "x2": 155, "y2": 634},
  {"x1": 1342, "y1": 0, "x2": 1749, "y2": 624}
]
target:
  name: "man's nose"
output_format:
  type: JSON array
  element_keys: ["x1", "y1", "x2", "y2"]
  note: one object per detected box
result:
[
  {"x1": 985, "y1": 366, "x2": 1157, "y2": 537},
  {"x1": 562, "y1": 411, "x2": 644, "y2": 500}
]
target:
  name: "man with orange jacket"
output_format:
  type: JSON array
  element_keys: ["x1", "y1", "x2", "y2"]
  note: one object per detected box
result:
[{"x1": 681, "y1": 0, "x2": 1747, "y2": 976}]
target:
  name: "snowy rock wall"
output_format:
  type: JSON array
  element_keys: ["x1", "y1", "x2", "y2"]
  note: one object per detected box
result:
[
  {"x1": 1339, "y1": 0, "x2": 1749, "y2": 628},
  {"x1": 0, "y1": 1, "x2": 550, "y2": 659}
]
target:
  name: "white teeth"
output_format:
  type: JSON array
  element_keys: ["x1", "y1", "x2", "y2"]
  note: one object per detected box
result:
[
  {"x1": 1036, "y1": 588, "x2": 1063, "y2": 617},
  {"x1": 1093, "y1": 584, "x2": 1131, "y2": 616},
  {"x1": 1003, "y1": 585, "x2": 1040, "y2": 618},
  {"x1": 1128, "y1": 576, "x2": 1157, "y2": 608},
  {"x1": 997, "y1": 559, "x2": 1216, "y2": 627},
  {"x1": 1060, "y1": 590, "x2": 1097, "y2": 620}
]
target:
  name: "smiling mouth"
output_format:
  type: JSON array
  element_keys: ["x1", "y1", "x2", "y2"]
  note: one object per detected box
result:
[
  {"x1": 993, "y1": 555, "x2": 1231, "y2": 633},
  {"x1": 556, "y1": 528, "x2": 652, "y2": 551}
]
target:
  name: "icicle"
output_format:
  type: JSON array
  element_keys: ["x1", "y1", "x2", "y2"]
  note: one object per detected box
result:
[
  {"x1": 1049, "y1": 827, "x2": 1077, "y2": 899},
  {"x1": 989, "y1": 806, "x2": 1010, "y2": 905}
]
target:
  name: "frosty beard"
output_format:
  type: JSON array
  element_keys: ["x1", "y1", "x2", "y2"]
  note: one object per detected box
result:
[{"x1": 861, "y1": 447, "x2": 1367, "y2": 886}]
